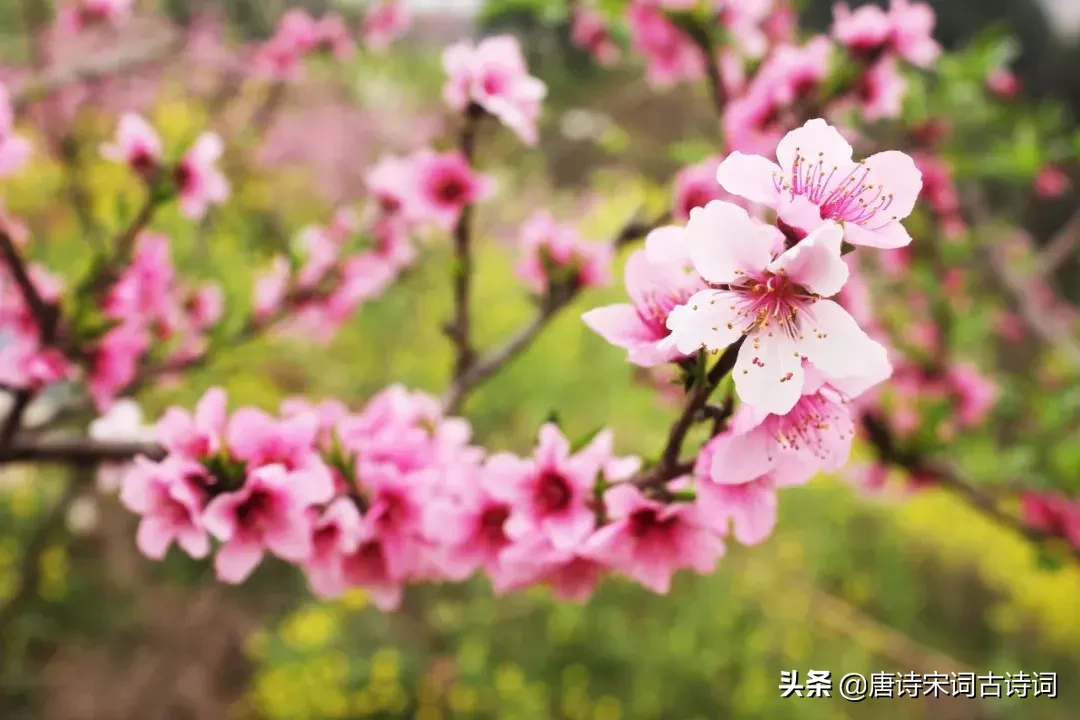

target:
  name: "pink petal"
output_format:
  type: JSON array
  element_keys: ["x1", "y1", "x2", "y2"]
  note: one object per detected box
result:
[
  {"x1": 843, "y1": 220, "x2": 913, "y2": 249},
  {"x1": 215, "y1": 537, "x2": 265, "y2": 584},
  {"x1": 685, "y1": 201, "x2": 773, "y2": 284},
  {"x1": 136, "y1": 518, "x2": 174, "y2": 560},
  {"x1": 264, "y1": 514, "x2": 313, "y2": 562},
  {"x1": 581, "y1": 304, "x2": 658, "y2": 351},
  {"x1": 767, "y1": 221, "x2": 848, "y2": 297},
  {"x1": 698, "y1": 478, "x2": 777, "y2": 546},
  {"x1": 176, "y1": 527, "x2": 211, "y2": 559},
  {"x1": 644, "y1": 225, "x2": 693, "y2": 267},
  {"x1": 706, "y1": 429, "x2": 775, "y2": 486},
  {"x1": 775, "y1": 119, "x2": 854, "y2": 175},
  {"x1": 715, "y1": 151, "x2": 783, "y2": 206}
]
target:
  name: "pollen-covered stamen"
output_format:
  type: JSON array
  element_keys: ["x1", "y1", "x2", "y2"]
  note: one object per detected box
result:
[
  {"x1": 724, "y1": 268, "x2": 819, "y2": 340},
  {"x1": 773, "y1": 153, "x2": 900, "y2": 230},
  {"x1": 638, "y1": 287, "x2": 697, "y2": 336},
  {"x1": 764, "y1": 390, "x2": 854, "y2": 461}
]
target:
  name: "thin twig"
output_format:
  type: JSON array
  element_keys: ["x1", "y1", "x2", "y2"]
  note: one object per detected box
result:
[
  {"x1": 447, "y1": 103, "x2": 486, "y2": 383},
  {"x1": 860, "y1": 412, "x2": 1080, "y2": 564},
  {"x1": 0, "y1": 231, "x2": 60, "y2": 451},
  {"x1": 1036, "y1": 207, "x2": 1080, "y2": 276},
  {"x1": 442, "y1": 212, "x2": 668, "y2": 413}
]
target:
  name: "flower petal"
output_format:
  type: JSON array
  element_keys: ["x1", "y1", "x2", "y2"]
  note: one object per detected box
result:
[
  {"x1": 798, "y1": 299, "x2": 889, "y2": 381},
  {"x1": 843, "y1": 220, "x2": 913, "y2": 249},
  {"x1": 715, "y1": 151, "x2": 783, "y2": 206},
  {"x1": 685, "y1": 201, "x2": 773, "y2": 284},
  {"x1": 733, "y1": 331, "x2": 804, "y2": 415},
  {"x1": 861, "y1": 150, "x2": 922, "y2": 220},
  {"x1": 665, "y1": 290, "x2": 743, "y2": 354},
  {"x1": 767, "y1": 221, "x2": 848, "y2": 297},
  {"x1": 775, "y1": 119, "x2": 854, "y2": 176}
]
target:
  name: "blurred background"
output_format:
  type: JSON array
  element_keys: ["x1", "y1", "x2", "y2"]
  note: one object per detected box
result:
[{"x1": 1, "y1": 0, "x2": 1079, "y2": 718}]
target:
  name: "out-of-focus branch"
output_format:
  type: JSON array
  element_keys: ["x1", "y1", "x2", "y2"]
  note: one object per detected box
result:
[
  {"x1": 447, "y1": 103, "x2": 486, "y2": 385},
  {"x1": 860, "y1": 412, "x2": 1080, "y2": 564},
  {"x1": 0, "y1": 231, "x2": 61, "y2": 451},
  {"x1": 12, "y1": 35, "x2": 180, "y2": 112},
  {"x1": 442, "y1": 211, "x2": 670, "y2": 413},
  {"x1": 682, "y1": 17, "x2": 726, "y2": 116},
  {"x1": 1036, "y1": 207, "x2": 1080, "y2": 276},
  {"x1": 985, "y1": 243, "x2": 1080, "y2": 367},
  {"x1": 0, "y1": 435, "x2": 164, "y2": 465}
]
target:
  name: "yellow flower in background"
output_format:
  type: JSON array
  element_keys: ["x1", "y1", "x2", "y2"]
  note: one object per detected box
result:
[{"x1": 281, "y1": 605, "x2": 340, "y2": 651}]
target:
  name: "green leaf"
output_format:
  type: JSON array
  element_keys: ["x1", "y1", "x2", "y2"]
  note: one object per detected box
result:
[{"x1": 569, "y1": 425, "x2": 606, "y2": 454}]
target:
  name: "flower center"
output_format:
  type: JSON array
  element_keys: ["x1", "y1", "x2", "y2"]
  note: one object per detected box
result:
[
  {"x1": 765, "y1": 389, "x2": 852, "y2": 462},
  {"x1": 627, "y1": 508, "x2": 677, "y2": 538},
  {"x1": 479, "y1": 504, "x2": 511, "y2": 544},
  {"x1": 535, "y1": 471, "x2": 573, "y2": 514},
  {"x1": 434, "y1": 176, "x2": 467, "y2": 205},
  {"x1": 638, "y1": 287, "x2": 696, "y2": 336},
  {"x1": 236, "y1": 489, "x2": 276, "y2": 532},
  {"x1": 725, "y1": 269, "x2": 818, "y2": 340},
  {"x1": 774, "y1": 152, "x2": 898, "y2": 229}
]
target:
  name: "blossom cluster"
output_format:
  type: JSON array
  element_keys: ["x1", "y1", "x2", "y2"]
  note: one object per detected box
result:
[
  {"x1": 120, "y1": 385, "x2": 742, "y2": 605},
  {"x1": 585, "y1": 118, "x2": 916, "y2": 510}
]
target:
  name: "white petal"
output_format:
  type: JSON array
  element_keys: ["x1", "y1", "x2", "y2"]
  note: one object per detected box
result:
[
  {"x1": 715, "y1": 152, "x2": 783, "y2": 206},
  {"x1": 733, "y1": 330, "x2": 805, "y2": 415},
  {"x1": 767, "y1": 222, "x2": 848, "y2": 297},
  {"x1": 685, "y1": 201, "x2": 773, "y2": 284},
  {"x1": 797, "y1": 299, "x2": 889, "y2": 381},
  {"x1": 776, "y1": 119, "x2": 854, "y2": 176},
  {"x1": 665, "y1": 290, "x2": 743, "y2": 354}
]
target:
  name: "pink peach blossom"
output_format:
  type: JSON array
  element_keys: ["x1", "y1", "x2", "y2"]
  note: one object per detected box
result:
[
  {"x1": 717, "y1": 119, "x2": 923, "y2": 249},
  {"x1": 362, "y1": 1, "x2": 411, "y2": 53},
  {"x1": 515, "y1": 210, "x2": 612, "y2": 293},
  {"x1": 1034, "y1": 166, "x2": 1070, "y2": 199},
  {"x1": 627, "y1": 2, "x2": 704, "y2": 87},
  {"x1": 412, "y1": 150, "x2": 494, "y2": 231},
  {"x1": 986, "y1": 68, "x2": 1021, "y2": 99},
  {"x1": 571, "y1": 8, "x2": 621, "y2": 66},
  {"x1": 666, "y1": 202, "x2": 888, "y2": 414},
  {"x1": 442, "y1": 35, "x2": 547, "y2": 145},
  {"x1": 493, "y1": 423, "x2": 608, "y2": 551},
  {"x1": 101, "y1": 113, "x2": 162, "y2": 178},
  {"x1": 582, "y1": 484, "x2": 723, "y2": 594},
  {"x1": 156, "y1": 386, "x2": 228, "y2": 459},
  {"x1": 0, "y1": 83, "x2": 31, "y2": 177},
  {"x1": 203, "y1": 464, "x2": 322, "y2": 583},
  {"x1": 176, "y1": 132, "x2": 230, "y2": 220},
  {"x1": 120, "y1": 456, "x2": 210, "y2": 560},
  {"x1": 305, "y1": 497, "x2": 363, "y2": 598},
  {"x1": 581, "y1": 235, "x2": 705, "y2": 366},
  {"x1": 945, "y1": 362, "x2": 997, "y2": 428}
]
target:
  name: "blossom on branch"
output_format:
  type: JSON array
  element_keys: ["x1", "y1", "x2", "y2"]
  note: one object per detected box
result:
[{"x1": 442, "y1": 35, "x2": 547, "y2": 145}]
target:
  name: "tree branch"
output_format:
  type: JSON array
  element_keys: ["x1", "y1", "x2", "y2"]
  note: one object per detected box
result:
[
  {"x1": 447, "y1": 103, "x2": 486, "y2": 383},
  {"x1": 0, "y1": 435, "x2": 165, "y2": 465},
  {"x1": 0, "y1": 231, "x2": 61, "y2": 451},
  {"x1": 442, "y1": 211, "x2": 669, "y2": 413},
  {"x1": 1036, "y1": 207, "x2": 1080, "y2": 276},
  {"x1": 860, "y1": 412, "x2": 1080, "y2": 564},
  {"x1": 636, "y1": 338, "x2": 745, "y2": 490}
]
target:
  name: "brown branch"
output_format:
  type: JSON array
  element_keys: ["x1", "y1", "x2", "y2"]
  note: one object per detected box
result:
[
  {"x1": 1036, "y1": 207, "x2": 1080, "y2": 276},
  {"x1": 860, "y1": 412, "x2": 1080, "y2": 564},
  {"x1": 442, "y1": 212, "x2": 668, "y2": 413},
  {"x1": 682, "y1": 17, "x2": 726, "y2": 116},
  {"x1": 0, "y1": 231, "x2": 61, "y2": 451},
  {"x1": 447, "y1": 103, "x2": 486, "y2": 383},
  {"x1": 635, "y1": 338, "x2": 744, "y2": 490},
  {"x1": 0, "y1": 435, "x2": 165, "y2": 465}
]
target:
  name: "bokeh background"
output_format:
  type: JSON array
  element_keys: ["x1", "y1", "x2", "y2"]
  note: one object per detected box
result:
[{"x1": 1, "y1": 1, "x2": 1080, "y2": 718}]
